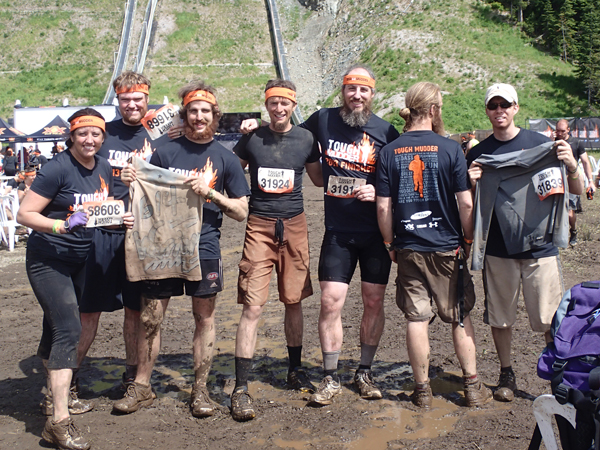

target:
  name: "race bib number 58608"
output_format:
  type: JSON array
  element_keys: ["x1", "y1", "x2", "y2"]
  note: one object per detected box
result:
[
  {"x1": 532, "y1": 167, "x2": 564, "y2": 201},
  {"x1": 82, "y1": 200, "x2": 125, "y2": 227}
]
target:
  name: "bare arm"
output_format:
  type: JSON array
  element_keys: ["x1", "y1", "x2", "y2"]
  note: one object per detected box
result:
[
  {"x1": 305, "y1": 161, "x2": 323, "y2": 187},
  {"x1": 556, "y1": 140, "x2": 584, "y2": 195},
  {"x1": 579, "y1": 152, "x2": 596, "y2": 193},
  {"x1": 376, "y1": 195, "x2": 396, "y2": 263},
  {"x1": 17, "y1": 191, "x2": 66, "y2": 234},
  {"x1": 185, "y1": 176, "x2": 248, "y2": 222},
  {"x1": 456, "y1": 190, "x2": 474, "y2": 259}
]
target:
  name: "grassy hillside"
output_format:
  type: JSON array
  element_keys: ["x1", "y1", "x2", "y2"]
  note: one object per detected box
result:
[{"x1": 0, "y1": 0, "x2": 593, "y2": 134}]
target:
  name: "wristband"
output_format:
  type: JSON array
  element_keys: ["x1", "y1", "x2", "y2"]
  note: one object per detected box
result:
[
  {"x1": 569, "y1": 171, "x2": 580, "y2": 180},
  {"x1": 52, "y1": 220, "x2": 62, "y2": 235},
  {"x1": 257, "y1": 118, "x2": 262, "y2": 127},
  {"x1": 207, "y1": 188, "x2": 216, "y2": 201},
  {"x1": 463, "y1": 238, "x2": 473, "y2": 244},
  {"x1": 567, "y1": 165, "x2": 578, "y2": 174},
  {"x1": 383, "y1": 241, "x2": 393, "y2": 251}
]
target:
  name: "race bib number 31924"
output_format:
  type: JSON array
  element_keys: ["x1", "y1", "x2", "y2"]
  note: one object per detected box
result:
[
  {"x1": 326, "y1": 176, "x2": 366, "y2": 198},
  {"x1": 532, "y1": 167, "x2": 564, "y2": 201},
  {"x1": 82, "y1": 200, "x2": 125, "y2": 227},
  {"x1": 257, "y1": 167, "x2": 294, "y2": 194}
]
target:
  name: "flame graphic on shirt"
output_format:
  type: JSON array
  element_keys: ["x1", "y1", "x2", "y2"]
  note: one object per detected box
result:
[
  {"x1": 98, "y1": 175, "x2": 109, "y2": 199},
  {"x1": 131, "y1": 139, "x2": 154, "y2": 160},
  {"x1": 356, "y1": 133, "x2": 376, "y2": 166},
  {"x1": 201, "y1": 158, "x2": 218, "y2": 189}
]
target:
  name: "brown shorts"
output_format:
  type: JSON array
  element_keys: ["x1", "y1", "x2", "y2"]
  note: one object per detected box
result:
[
  {"x1": 395, "y1": 249, "x2": 476, "y2": 323},
  {"x1": 483, "y1": 255, "x2": 563, "y2": 332},
  {"x1": 237, "y1": 213, "x2": 313, "y2": 306}
]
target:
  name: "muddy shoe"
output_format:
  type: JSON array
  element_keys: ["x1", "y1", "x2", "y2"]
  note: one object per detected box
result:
[
  {"x1": 41, "y1": 386, "x2": 95, "y2": 416},
  {"x1": 230, "y1": 387, "x2": 255, "y2": 421},
  {"x1": 287, "y1": 369, "x2": 315, "y2": 393},
  {"x1": 41, "y1": 417, "x2": 90, "y2": 450},
  {"x1": 464, "y1": 378, "x2": 493, "y2": 407},
  {"x1": 113, "y1": 381, "x2": 154, "y2": 413},
  {"x1": 411, "y1": 382, "x2": 433, "y2": 408},
  {"x1": 354, "y1": 369, "x2": 382, "y2": 400},
  {"x1": 191, "y1": 385, "x2": 214, "y2": 418},
  {"x1": 493, "y1": 369, "x2": 517, "y2": 402},
  {"x1": 307, "y1": 375, "x2": 342, "y2": 406}
]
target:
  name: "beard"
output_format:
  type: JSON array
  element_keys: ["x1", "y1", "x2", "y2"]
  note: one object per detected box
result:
[
  {"x1": 187, "y1": 119, "x2": 218, "y2": 141},
  {"x1": 432, "y1": 110, "x2": 445, "y2": 136},
  {"x1": 339, "y1": 101, "x2": 373, "y2": 128},
  {"x1": 272, "y1": 119, "x2": 290, "y2": 132}
]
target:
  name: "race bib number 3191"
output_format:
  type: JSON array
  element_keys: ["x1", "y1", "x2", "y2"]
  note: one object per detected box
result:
[
  {"x1": 532, "y1": 167, "x2": 564, "y2": 201},
  {"x1": 142, "y1": 104, "x2": 182, "y2": 140},
  {"x1": 326, "y1": 176, "x2": 366, "y2": 198},
  {"x1": 82, "y1": 200, "x2": 125, "y2": 227},
  {"x1": 257, "y1": 167, "x2": 294, "y2": 194}
]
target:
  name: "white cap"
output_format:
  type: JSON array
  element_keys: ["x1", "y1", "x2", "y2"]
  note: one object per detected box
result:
[{"x1": 485, "y1": 83, "x2": 518, "y2": 106}]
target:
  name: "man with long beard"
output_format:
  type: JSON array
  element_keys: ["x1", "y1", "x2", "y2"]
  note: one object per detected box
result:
[
  {"x1": 377, "y1": 81, "x2": 492, "y2": 408},
  {"x1": 115, "y1": 81, "x2": 250, "y2": 417},
  {"x1": 241, "y1": 64, "x2": 399, "y2": 405}
]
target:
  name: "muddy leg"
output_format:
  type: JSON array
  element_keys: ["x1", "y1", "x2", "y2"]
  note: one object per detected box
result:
[
  {"x1": 192, "y1": 295, "x2": 216, "y2": 387},
  {"x1": 123, "y1": 306, "x2": 139, "y2": 367},
  {"x1": 135, "y1": 296, "x2": 169, "y2": 386},
  {"x1": 77, "y1": 312, "x2": 101, "y2": 367},
  {"x1": 407, "y1": 320, "x2": 430, "y2": 384}
]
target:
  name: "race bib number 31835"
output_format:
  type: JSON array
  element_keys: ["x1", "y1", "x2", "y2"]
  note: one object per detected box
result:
[
  {"x1": 257, "y1": 167, "x2": 294, "y2": 194},
  {"x1": 326, "y1": 176, "x2": 366, "y2": 198},
  {"x1": 82, "y1": 200, "x2": 125, "y2": 227},
  {"x1": 532, "y1": 167, "x2": 564, "y2": 201}
]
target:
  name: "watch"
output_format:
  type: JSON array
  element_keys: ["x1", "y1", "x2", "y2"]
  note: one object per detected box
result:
[{"x1": 384, "y1": 241, "x2": 393, "y2": 251}]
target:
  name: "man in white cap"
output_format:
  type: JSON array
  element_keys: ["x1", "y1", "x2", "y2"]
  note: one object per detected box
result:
[{"x1": 466, "y1": 83, "x2": 583, "y2": 403}]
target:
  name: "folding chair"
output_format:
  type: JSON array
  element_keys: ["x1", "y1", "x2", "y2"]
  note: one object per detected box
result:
[{"x1": 530, "y1": 394, "x2": 577, "y2": 450}]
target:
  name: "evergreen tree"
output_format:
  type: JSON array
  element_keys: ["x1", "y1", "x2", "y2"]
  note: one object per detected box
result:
[
  {"x1": 574, "y1": 0, "x2": 600, "y2": 106},
  {"x1": 558, "y1": 0, "x2": 576, "y2": 62}
]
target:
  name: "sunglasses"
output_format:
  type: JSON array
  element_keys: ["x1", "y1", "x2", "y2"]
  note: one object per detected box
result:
[{"x1": 487, "y1": 101, "x2": 513, "y2": 110}]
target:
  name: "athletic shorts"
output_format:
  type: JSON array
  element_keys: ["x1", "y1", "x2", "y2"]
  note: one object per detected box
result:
[
  {"x1": 483, "y1": 255, "x2": 563, "y2": 332},
  {"x1": 318, "y1": 230, "x2": 391, "y2": 285},
  {"x1": 79, "y1": 227, "x2": 141, "y2": 313},
  {"x1": 568, "y1": 193, "x2": 581, "y2": 211},
  {"x1": 395, "y1": 249, "x2": 475, "y2": 323},
  {"x1": 141, "y1": 259, "x2": 223, "y2": 299},
  {"x1": 238, "y1": 213, "x2": 312, "y2": 306}
]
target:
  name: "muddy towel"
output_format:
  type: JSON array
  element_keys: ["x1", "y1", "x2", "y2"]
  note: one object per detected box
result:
[{"x1": 125, "y1": 156, "x2": 204, "y2": 281}]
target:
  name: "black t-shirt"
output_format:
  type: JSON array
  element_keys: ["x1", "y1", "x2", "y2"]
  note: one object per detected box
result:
[
  {"x1": 234, "y1": 125, "x2": 320, "y2": 218},
  {"x1": 301, "y1": 107, "x2": 400, "y2": 233},
  {"x1": 6, "y1": 177, "x2": 19, "y2": 189},
  {"x1": 27, "y1": 150, "x2": 114, "y2": 262},
  {"x1": 98, "y1": 120, "x2": 167, "y2": 208},
  {"x1": 3, "y1": 155, "x2": 18, "y2": 175},
  {"x1": 466, "y1": 128, "x2": 557, "y2": 259},
  {"x1": 377, "y1": 130, "x2": 468, "y2": 252},
  {"x1": 149, "y1": 138, "x2": 250, "y2": 259},
  {"x1": 565, "y1": 136, "x2": 586, "y2": 161}
]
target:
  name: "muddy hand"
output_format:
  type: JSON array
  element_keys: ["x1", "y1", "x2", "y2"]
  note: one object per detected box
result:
[
  {"x1": 121, "y1": 164, "x2": 137, "y2": 186},
  {"x1": 122, "y1": 211, "x2": 135, "y2": 229},
  {"x1": 354, "y1": 184, "x2": 376, "y2": 202},
  {"x1": 168, "y1": 124, "x2": 186, "y2": 140}
]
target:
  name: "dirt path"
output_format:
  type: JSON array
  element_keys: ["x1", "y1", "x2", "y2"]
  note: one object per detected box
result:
[{"x1": 1, "y1": 180, "x2": 598, "y2": 449}]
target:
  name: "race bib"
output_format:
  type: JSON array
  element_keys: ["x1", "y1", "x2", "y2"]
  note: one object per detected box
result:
[
  {"x1": 82, "y1": 200, "x2": 125, "y2": 227},
  {"x1": 532, "y1": 167, "x2": 564, "y2": 201},
  {"x1": 257, "y1": 167, "x2": 294, "y2": 194},
  {"x1": 142, "y1": 104, "x2": 182, "y2": 140},
  {"x1": 326, "y1": 176, "x2": 366, "y2": 198}
]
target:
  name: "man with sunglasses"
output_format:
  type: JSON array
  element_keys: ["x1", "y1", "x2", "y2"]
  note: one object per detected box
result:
[
  {"x1": 554, "y1": 118, "x2": 595, "y2": 245},
  {"x1": 466, "y1": 83, "x2": 583, "y2": 403}
]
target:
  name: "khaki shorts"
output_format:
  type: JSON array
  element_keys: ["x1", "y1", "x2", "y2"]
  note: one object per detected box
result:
[
  {"x1": 395, "y1": 249, "x2": 476, "y2": 323},
  {"x1": 483, "y1": 255, "x2": 563, "y2": 332},
  {"x1": 238, "y1": 213, "x2": 313, "y2": 306}
]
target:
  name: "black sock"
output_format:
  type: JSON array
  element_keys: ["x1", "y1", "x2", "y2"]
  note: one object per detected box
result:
[
  {"x1": 500, "y1": 366, "x2": 513, "y2": 373},
  {"x1": 288, "y1": 346, "x2": 302, "y2": 371},
  {"x1": 234, "y1": 357, "x2": 252, "y2": 390},
  {"x1": 358, "y1": 364, "x2": 371, "y2": 372},
  {"x1": 324, "y1": 369, "x2": 339, "y2": 383}
]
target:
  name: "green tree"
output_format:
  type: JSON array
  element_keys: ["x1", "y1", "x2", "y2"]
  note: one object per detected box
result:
[
  {"x1": 574, "y1": 0, "x2": 600, "y2": 106},
  {"x1": 558, "y1": 0, "x2": 576, "y2": 62}
]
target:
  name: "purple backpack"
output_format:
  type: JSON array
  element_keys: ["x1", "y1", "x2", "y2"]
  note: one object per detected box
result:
[{"x1": 538, "y1": 281, "x2": 600, "y2": 396}]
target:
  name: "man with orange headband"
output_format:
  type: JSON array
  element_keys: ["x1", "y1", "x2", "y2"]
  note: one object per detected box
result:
[
  {"x1": 75, "y1": 71, "x2": 164, "y2": 395},
  {"x1": 241, "y1": 64, "x2": 400, "y2": 406},
  {"x1": 114, "y1": 80, "x2": 250, "y2": 418},
  {"x1": 17, "y1": 165, "x2": 37, "y2": 203},
  {"x1": 228, "y1": 79, "x2": 322, "y2": 421}
]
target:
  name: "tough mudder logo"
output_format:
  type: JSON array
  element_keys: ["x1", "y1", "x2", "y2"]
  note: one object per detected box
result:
[
  {"x1": 169, "y1": 158, "x2": 218, "y2": 201},
  {"x1": 325, "y1": 133, "x2": 377, "y2": 173},
  {"x1": 71, "y1": 175, "x2": 109, "y2": 210}
]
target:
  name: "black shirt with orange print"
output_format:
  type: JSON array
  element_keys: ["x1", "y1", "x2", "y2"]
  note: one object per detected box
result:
[
  {"x1": 149, "y1": 138, "x2": 250, "y2": 259},
  {"x1": 301, "y1": 107, "x2": 399, "y2": 233},
  {"x1": 28, "y1": 150, "x2": 114, "y2": 262}
]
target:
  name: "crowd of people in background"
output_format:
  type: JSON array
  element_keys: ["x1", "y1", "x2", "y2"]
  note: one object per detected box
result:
[{"x1": 0, "y1": 66, "x2": 592, "y2": 450}]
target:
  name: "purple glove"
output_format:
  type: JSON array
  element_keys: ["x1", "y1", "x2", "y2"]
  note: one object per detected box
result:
[{"x1": 64, "y1": 211, "x2": 88, "y2": 233}]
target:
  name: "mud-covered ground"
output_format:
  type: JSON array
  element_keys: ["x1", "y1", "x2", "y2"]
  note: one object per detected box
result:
[{"x1": 1, "y1": 179, "x2": 599, "y2": 450}]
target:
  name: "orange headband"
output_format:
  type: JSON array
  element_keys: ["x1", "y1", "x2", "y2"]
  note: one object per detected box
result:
[
  {"x1": 265, "y1": 87, "x2": 297, "y2": 103},
  {"x1": 183, "y1": 90, "x2": 217, "y2": 106},
  {"x1": 115, "y1": 84, "x2": 149, "y2": 95},
  {"x1": 343, "y1": 74, "x2": 376, "y2": 89},
  {"x1": 24, "y1": 170, "x2": 36, "y2": 176},
  {"x1": 70, "y1": 116, "x2": 106, "y2": 132}
]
